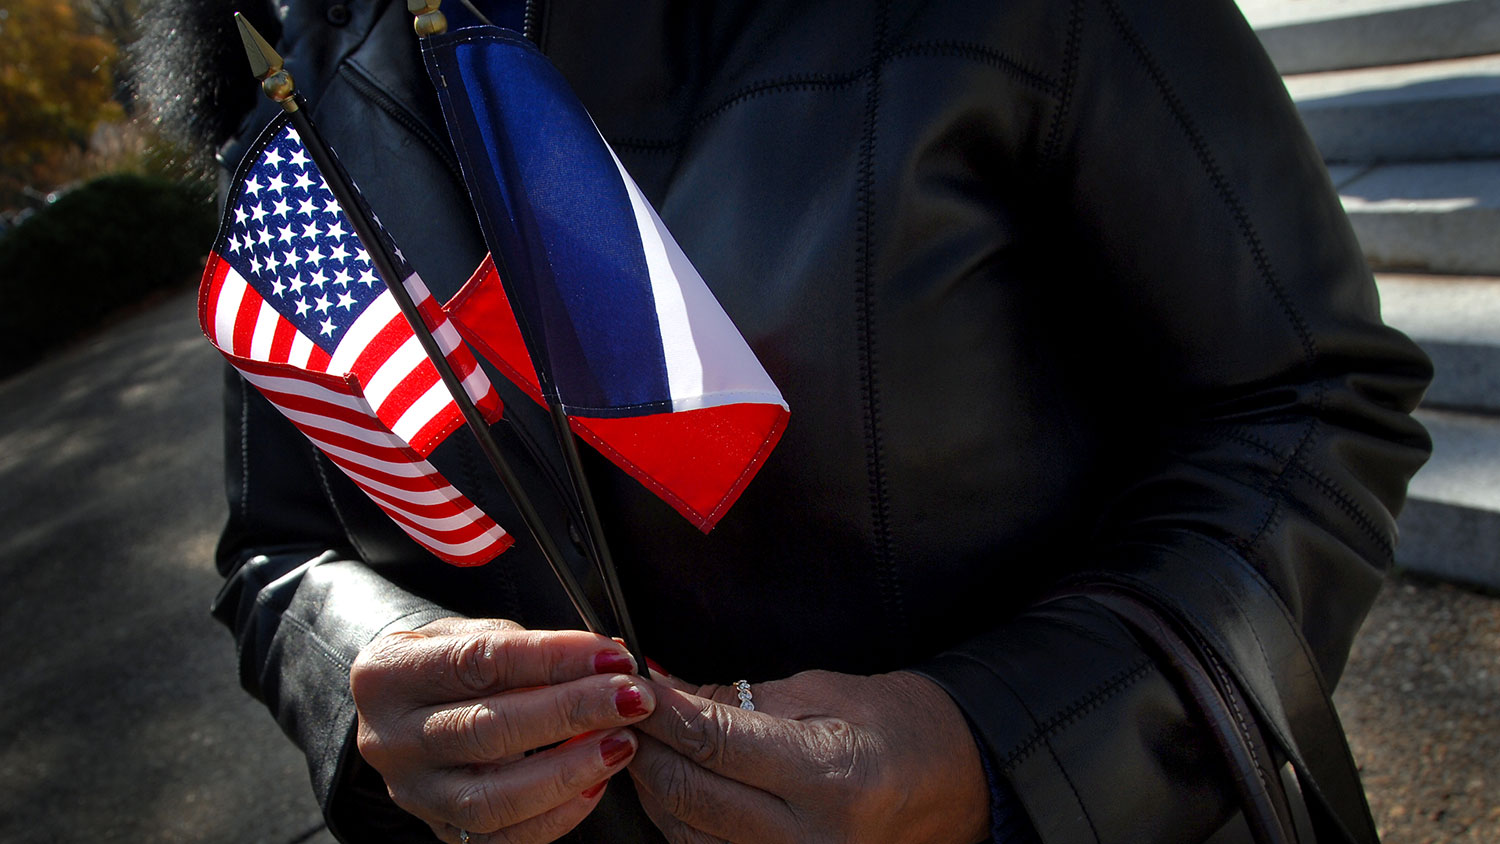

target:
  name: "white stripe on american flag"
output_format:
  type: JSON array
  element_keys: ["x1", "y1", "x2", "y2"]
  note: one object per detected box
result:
[
  {"x1": 238, "y1": 363, "x2": 509, "y2": 561},
  {"x1": 392, "y1": 380, "x2": 456, "y2": 446},
  {"x1": 250, "y1": 300, "x2": 280, "y2": 361},
  {"x1": 328, "y1": 289, "x2": 402, "y2": 374},
  {"x1": 362, "y1": 333, "x2": 428, "y2": 411},
  {"x1": 288, "y1": 332, "x2": 316, "y2": 369},
  {"x1": 212, "y1": 270, "x2": 248, "y2": 352}
]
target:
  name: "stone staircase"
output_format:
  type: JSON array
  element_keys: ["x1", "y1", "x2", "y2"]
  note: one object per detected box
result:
[{"x1": 1239, "y1": 0, "x2": 1500, "y2": 589}]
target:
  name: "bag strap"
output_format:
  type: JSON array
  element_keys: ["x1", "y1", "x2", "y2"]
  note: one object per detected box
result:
[
  {"x1": 1053, "y1": 557, "x2": 1381, "y2": 844},
  {"x1": 1081, "y1": 589, "x2": 1298, "y2": 844}
]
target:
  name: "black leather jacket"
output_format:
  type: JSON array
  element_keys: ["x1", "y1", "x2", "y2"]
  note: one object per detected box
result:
[{"x1": 212, "y1": 1, "x2": 1432, "y2": 841}]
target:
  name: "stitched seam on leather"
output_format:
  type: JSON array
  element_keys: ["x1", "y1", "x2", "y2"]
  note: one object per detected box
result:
[
  {"x1": 856, "y1": 0, "x2": 907, "y2": 643},
  {"x1": 1099, "y1": 0, "x2": 1316, "y2": 369},
  {"x1": 613, "y1": 39, "x2": 1060, "y2": 154},
  {"x1": 239, "y1": 375, "x2": 251, "y2": 522},
  {"x1": 944, "y1": 649, "x2": 1120, "y2": 841},
  {"x1": 1200, "y1": 634, "x2": 1274, "y2": 799},
  {"x1": 279, "y1": 612, "x2": 356, "y2": 673},
  {"x1": 1220, "y1": 425, "x2": 1394, "y2": 558},
  {"x1": 978, "y1": 656, "x2": 1155, "y2": 771},
  {"x1": 1242, "y1": 405, "x2": 1323, "y2": 559},
  {"x1": 1098, "y1": 0, "x2": 1330, "y2": 557},
  {"x1": 886, "y1": 40, "x2": 1060, "y2": 95},
  {"x1": 339, "y1": 62, "x2": 464, "y2": 186},
  {"x1": 1042, "y1": 0, "x2": 1084, "y2": 166},
  {"x1": 613, "y1": 73, "x2": 866, "y2": 152}
]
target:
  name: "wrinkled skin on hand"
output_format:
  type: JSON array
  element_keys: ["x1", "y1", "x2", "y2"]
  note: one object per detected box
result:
[
  {"x1": 629, "y1": 669, "x2": 992, "y2": 844},
  {"x1": 350, "y1": 618, "x2": 655, "y2": 844}
]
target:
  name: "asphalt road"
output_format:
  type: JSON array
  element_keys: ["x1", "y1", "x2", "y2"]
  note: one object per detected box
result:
[{"x1": 0, "y1": 286, "x2": 1494, "y2": 843}]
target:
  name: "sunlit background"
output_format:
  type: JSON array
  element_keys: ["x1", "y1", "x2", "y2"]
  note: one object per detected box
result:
[{"x1": 1, "y1": 0, "x2": 1496, "y2": 841}]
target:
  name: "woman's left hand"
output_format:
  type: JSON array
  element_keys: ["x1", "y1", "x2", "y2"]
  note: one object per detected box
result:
[{"x1": 628, "y1": 669, "x2": 991, "y2": 844}]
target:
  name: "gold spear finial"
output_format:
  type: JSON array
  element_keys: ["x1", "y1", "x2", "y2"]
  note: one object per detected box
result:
[
  {"x1": 409, "y1": 0, "x2": 448, "y2": 37},
  {"x1": 235, "y1": 12, "x2": 298, "y2": 112}
]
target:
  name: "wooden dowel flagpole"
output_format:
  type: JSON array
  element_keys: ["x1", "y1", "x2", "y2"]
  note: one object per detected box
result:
[
  {"x1": 235, "y1": 13, "x2": 607, "y2": 637},
  {"x1": 409, "y1": 0, "x2": 650, "y2": 671}
]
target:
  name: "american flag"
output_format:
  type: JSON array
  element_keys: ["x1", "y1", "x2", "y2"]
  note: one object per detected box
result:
[{"x1": 199, "y1": 116, "x2": 512, "y2": 566}]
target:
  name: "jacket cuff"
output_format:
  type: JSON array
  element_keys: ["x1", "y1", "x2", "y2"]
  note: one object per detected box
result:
[
  {"x1": 914, "y1": 594, "x2": 1233, "y2": 844},
  {"x1": 968, "y1": 721, "x2": 1043, "y2": 844},
  {"x1": 213, "y1": 552, "x2": 453, "y2": 840}
]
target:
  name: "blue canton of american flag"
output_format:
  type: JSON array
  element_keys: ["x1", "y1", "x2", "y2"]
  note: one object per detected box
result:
[
  {"x1": 200, "y1": 116, "x2": 511, "y2": 566},
  {"x1": 223, "y1": 128, "x2": 399, "y2": 349}
]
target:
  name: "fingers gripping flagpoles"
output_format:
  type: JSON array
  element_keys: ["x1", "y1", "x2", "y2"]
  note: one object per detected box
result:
[{"x1": 223, "y1": 14, "x2": 608, "y2": 637}]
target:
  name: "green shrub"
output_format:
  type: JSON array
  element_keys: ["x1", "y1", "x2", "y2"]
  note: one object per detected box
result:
[{"x1": 0, "y1": 172, "x2": 216, "y2": 377}]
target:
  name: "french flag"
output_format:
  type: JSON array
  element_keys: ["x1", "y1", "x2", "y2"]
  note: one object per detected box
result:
[{"x1": 422, "y1": 26, "x2": 789, "y2": 531}]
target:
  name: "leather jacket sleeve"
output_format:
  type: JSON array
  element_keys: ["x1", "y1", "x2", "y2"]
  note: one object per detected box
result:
[{"x1": 913, "y1": 1, "x2": 1431, "y2": 841}]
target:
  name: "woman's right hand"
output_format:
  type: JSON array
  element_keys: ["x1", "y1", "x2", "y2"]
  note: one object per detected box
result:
[{"x1": 350, "y1": 617, "x2": 654, "y2": 843}]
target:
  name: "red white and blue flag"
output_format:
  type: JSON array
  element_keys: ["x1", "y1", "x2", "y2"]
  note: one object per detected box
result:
[
  {"x1": 423, "y1": 26, "x2": 790, "y2": 531},
  {"x1": 199, "y1": 116, "x2": 511, "y2": 566}
]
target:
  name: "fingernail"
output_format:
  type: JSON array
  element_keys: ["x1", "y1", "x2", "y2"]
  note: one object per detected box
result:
[
  {"x1": 645, "y1": 657, "x2": 671, "y2": 677},
  {"x1": 581, "y1": 781, "x2": 607, "y2": 799},
  {"x1": 614, "y1": 684, "x2": 649, "y2": 718},
  {"x1": 594, "y1": 650, "x2": 636, "y2": 675},
  {"x1": 600, "y1": 733, "x2": 635, "y2": 767}
]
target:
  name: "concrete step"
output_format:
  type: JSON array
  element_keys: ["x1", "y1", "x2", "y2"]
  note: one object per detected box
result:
[
  {"x1": 1239, "y1": 0, "x2": 1500, "y2": 74},
  {"x1": 1398, "y1": 407, "x2": 1500, "y2": 590},
  {"x1": 1376, "y1": 274, "x2": 1500, "y2": 413},
  {"x1": 1284, "y1": 53, "x2": 1500, "y2": 163},
  {"x1": 1333, "y1": 159, "x2": 1500, "y2": 274}
]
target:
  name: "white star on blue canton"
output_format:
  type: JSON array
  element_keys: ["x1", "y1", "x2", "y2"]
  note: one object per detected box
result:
[
  {"x1": 332, "y1": 267, "x2": 352, "y2": 288},
  {"x1": 319, "y1": 316, "x2": 336, "y2": 336},
  {"x1": 271, "y1": 198, "x2": 292, "y2": 219},
  {"x1": 266, "y1": 173, "x2": 288, "y2": 194},
  {"x1": 305, "y1": 245, "x2": 325, "y2": 266},
  {"x1": 294, "y1": 172, "x2": 316, "y2": 192},
  {"x1": 328, "y1": 242, "x2": 350, "y2": 263},
  {"x1": 326, "y1": 220, "x2": 347, "y2": 240},
  {"x1": 263, "y1": 147, "x2": 284, "y2": 168},
  {"x1": 307, "y1": 268, "x2": 328, "y2": 289},
  {"x1": 322, "y1": 197, "x2": 340, "y2": 215},
  {"x1": 289, "y1": 276, "x2": 307, "y2": 296},
  {"x1": 336, "y1": 291, "x2": 357, "y2": 311},
  {"x1": 294, "y1": 298, "x2": 311, "y2": 317},
  {"x1": 357, "y1": 267, "x2": 378, "y2": 287},
  {"x1": 243, "y1": 177, "x2": 263, "y2": 198},
  {"x1": 288, "y1": 148, "x2": 308, "y2": 168},
  {"x1": 250, "y1": 203, "x2": 268, "y2": 224},
  {"x1": 297, "y1": 197, "x2": 318, "y2": 217},
  {"x1": 314, "y1": 294, "x2": 332, "y2": 314}
]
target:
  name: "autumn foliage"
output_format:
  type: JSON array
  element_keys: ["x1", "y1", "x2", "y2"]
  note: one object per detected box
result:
[{"x1": 0, "y1": 0, "x2": 124, "y2": 208}]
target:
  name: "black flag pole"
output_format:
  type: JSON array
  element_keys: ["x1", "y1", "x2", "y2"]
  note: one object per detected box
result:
[
  {"x1": 234, "y1": 13, "x2": 607, "y2": 637},
  {"x1": 409, "y1": 0, "x2": 649, "y2": 671}
]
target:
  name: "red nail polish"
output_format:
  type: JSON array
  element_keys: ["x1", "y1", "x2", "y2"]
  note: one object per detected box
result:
[
  {"x1": 599, "y1": 734, "x2": 635, "y2": 767},
  {"x1": 594, "y1": 650, "x2": 635, "y2": 675},
  {"x1": 615, "y1": 685, "x2": 649, "y2": 718},
  {"x1": 581, "y1": 781, "x2": 607, "y2": 799},
  {"x1": 645, "y1": 657, "x2": 671, "y2": 677}
]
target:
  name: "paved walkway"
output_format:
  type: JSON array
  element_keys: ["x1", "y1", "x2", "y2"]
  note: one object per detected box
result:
[{"x1": 0, "y1": 287, "x2": 1494, "y2": 842}]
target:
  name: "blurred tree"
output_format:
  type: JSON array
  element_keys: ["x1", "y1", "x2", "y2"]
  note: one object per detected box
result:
[
  {"x1": 0, "y1": 0, "x2": 123, "y2": 209},
  {"x1": 76, "y1": 0, "x2": 142, "y2": 110}
]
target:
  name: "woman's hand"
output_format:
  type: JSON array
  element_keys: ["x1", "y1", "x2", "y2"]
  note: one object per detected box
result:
[
  {"x1": 350, "y1": 618, "x2": 656, "y2": 843},
  {"x1": 628, "y1": 669, "x2": 991, "y2": 844}
]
